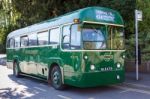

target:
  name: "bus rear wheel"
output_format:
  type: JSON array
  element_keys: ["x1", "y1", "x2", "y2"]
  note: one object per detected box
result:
[
  {"x1": 13, "y1": 62, "x2": 20, "y2": 77},
  {"x1": 50, "y1": 66, "x2": 64, "y2": 90}
]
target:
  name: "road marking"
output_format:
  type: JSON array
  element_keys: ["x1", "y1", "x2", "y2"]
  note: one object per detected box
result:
[
  {"x1": 119, "y1": 89, "x2": 131, "y2": 93},
  {"x1": 39, "y1": 83, "x2": 46, "y2": 87},
  {"x1": 124, "y1": 82, "x2": 150, "y2": 89},
  {"x1": 57, "y1": 95, "x2": 72, "y2": 99},
  {"x1": 88, "y1": 97, "x2": 95, "y2": 99},
  {"x1": 17, "y1": 80, "x2": 26, "y2": 84},
  {"x1": 34, "y1": 87, "x2": 46, "y2": 92},
  {"x1": 112, "y1": 85, "x2": 150, "y2": 95}
]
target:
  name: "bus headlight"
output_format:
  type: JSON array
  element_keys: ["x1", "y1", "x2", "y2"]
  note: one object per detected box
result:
[
  {"x1": 90, "y1": 65, "x2": 95, "y2": 70},
  {"x1": 117, "y1": 75, "x2": 120, "y2": 79},
  {"x1": 84, "y1": 56, "x2": 88, "y2": 59},
  {"x1": 122, "y1": 54, "x2": 125, "y2": 59},
  {"x1": 117, "y1": 63, "x2": 121, "y2": 68}
]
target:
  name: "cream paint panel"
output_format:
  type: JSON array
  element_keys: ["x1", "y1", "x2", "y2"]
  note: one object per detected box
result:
[
  {"x1": 7, "y1": 62, "x2": 13, "y2": 69},
  {"x1": 20, "y1": 61, "x2": 27, "y2": 73},
  {"x1": 28, "y1": 61, "x2": 38, "y2": 74},
  {"x1": 37, "y1": 63, "x2": 48, "y2": 76},
  {"x1": 20, "y1": 61, "x2": 37, "y2": 74}
]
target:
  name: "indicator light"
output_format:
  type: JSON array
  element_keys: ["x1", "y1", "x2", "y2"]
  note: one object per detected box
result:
[{"x1": 73, "y1": 19, "x2": 80, "y2": 23}]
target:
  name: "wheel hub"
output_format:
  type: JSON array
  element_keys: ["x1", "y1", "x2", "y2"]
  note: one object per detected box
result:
[{"x1": 53, "y1": 71, "x2": 60, "y2": 85}]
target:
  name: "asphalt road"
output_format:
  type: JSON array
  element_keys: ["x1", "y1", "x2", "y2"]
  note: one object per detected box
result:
[{"x1": 1, "y1": 56, "x2": 150, "y2": 99}]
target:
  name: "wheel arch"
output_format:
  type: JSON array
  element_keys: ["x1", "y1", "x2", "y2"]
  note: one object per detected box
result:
[
  {"x1": 13, "y1": 55, "x2": 20, "y2": 65},
  {"x1": 13, "y1": 57, "x2": 21, "y2": 72},
  {"x1": 48, "y1": 60, "x2": 64, "y2": 84}
]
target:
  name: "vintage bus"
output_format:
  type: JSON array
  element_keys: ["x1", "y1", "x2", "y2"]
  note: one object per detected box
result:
[{"x1": 6, "y1": 7, "x2": 125, "y2": 90}]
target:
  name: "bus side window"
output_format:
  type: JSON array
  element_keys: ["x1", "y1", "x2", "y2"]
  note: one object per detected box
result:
[
  {"x1": 15, "y1": 37, "x2": 20, "y2": 48},
  {"x1": 9, "y1": 38, "x2": 15, "y2": 48},
  {"x1": 62, "y1": 25, "x2": 70, "y2": 49},
  {"x1": 21, "y1": 36, "x2": 28, "y2": 47},
  {"x1": 50, "y1": 28, "x2": 60, "y2": 44},
  {"x1": 29, "y1": 33, "x2": 37, "y2": 46},
  {"x1": 37, "y1": 30, "x2": 48, "y2": 45}
]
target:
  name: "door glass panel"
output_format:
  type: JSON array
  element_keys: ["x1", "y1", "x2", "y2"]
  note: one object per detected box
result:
[
  {"x1": 62, "y1": 25, "x2": 70, "y2": 49},
  {"x1": 71, "y1": 24, "x2": 81, "y2": 49}
]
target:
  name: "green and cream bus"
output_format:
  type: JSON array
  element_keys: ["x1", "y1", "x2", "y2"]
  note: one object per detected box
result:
[{"x1": 6, "y1": 7, "x2": 125, "y2": 90}]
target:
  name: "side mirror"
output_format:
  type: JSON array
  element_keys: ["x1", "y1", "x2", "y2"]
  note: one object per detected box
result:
[{"x1": 62, "y1": 35, "x2": 67, "y2": 42}]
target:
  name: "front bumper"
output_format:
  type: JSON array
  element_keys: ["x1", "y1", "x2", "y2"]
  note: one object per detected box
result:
[{"x1": 65, "y1": 70, "x2": 125, "y2": 88}]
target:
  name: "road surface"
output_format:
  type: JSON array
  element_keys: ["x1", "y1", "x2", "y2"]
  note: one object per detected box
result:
[{"x1": 1, "y1": 66, "x2": 150, "y2": 99}]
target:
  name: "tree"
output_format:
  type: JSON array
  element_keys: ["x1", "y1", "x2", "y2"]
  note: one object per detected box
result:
[
  {"x1": 0, "y1": 0, "x2": 136, "y2": 53},
  {"x1": 136, "y1": 0, "x2": 150, "y2": 60}
]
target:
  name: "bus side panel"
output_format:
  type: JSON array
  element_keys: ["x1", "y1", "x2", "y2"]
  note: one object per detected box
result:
[
  {"x1": 60, "y1": 51, "x2": 83, "y2": 85},
  {"x1": 6, "y1": 48, "x2": 14, "y2": 69},
  {"x1": 35, "y1": 45, "x2": 64, "y2": 79},
  {"x1": 36, "y1": 46, "x2": 50, "y2": 78}
]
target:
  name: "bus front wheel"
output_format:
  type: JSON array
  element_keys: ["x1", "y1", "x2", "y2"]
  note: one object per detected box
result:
[
  {"x1": 13, "y1": 62, "x2": 20, "y2": 77},
  {"x1": 50, "y1": 66, "x2": 64, "y2": 90}
]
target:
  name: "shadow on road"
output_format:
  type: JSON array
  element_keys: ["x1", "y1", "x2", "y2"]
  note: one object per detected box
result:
[
  {"x1": 6, "y1": 74, "x2": 50, "y2": 98},
  {"x1": 6, "y1": 73, "x2": 118, "y2": 99},
  {"x1": 0, "y1": 88, "x2": 24, "y2": 99}
]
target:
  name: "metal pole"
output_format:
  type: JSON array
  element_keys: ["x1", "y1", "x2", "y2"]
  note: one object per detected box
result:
[{"x1": 135, "y1": 10, "x2": 139, "y2": 80}]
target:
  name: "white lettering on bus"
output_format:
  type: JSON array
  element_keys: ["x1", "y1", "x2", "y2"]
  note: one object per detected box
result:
[{"x1": 96, "y1": 10, "x2": 115, "y2": 22}]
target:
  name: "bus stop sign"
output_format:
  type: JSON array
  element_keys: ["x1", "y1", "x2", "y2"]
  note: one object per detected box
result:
[
  {"x1": 135, "y1": 10, "x2": 142, "y2": 80},
  {"x1": 135, "y1": 10, "x2": 142, "y2": 21}
]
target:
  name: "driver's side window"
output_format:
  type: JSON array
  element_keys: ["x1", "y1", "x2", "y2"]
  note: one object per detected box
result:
[{"x1": 62, "y1": 25, "x2": 70, "y2": 49}]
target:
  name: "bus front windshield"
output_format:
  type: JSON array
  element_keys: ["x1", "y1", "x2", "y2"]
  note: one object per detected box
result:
[
  {"x1": 62, "y1": 23, "x2": 124, "y2": 50},
  {"x1": 107, "y1": 26, "x2": 124, "y2": 50},
  {"x1": 82, "y1": 24, "x2": 106, "y2": 50}
]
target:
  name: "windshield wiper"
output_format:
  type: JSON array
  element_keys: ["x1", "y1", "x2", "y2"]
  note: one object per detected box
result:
[{"x1": 91, "y1": 26, "x2": 99, "y2": 34}]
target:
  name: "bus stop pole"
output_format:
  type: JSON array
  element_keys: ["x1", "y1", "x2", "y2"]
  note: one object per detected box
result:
[{"x1": 135, "y1": 10, "x2": 139, "y2": 80}]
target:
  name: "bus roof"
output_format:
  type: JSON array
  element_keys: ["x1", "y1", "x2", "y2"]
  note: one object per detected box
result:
[{"x1": 7, "y1": 6, "x2": 124, "y2": 38}]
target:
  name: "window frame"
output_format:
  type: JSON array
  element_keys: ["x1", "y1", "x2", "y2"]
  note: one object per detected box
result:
[
  {"x1": 28, "y1": 33, "x2": 38, "y2": 46},
  {"x1": 37, "y1": 30, "x2": 49, "y2": 45},
  {"x1": 20, "y1": 35, "x2": 29, "y2": 47},
  {"x1": 81, "y1": 23, "x2": 107, "y2": 50},
  {"x1": 15, "y1": 37, "x2": 21, "y2": 48},
  {"x1": 62, "y1": 24, "x2": 71, "y2": 49},
  {"x1": 7, "y1": 38, "x2": 15, "y2": 48},
  {"x1": 70, "y1": 24, "x2": 82, "y2": 50},
  {"x1": 107, "y1": 25, "x2": 125, "y2": 50},
  {"x1": 62, "y1": 23, "x2": 82, "y2": 50},
  {"x1": 49, "y1": 27, "x2": 60, "y2": 45}
]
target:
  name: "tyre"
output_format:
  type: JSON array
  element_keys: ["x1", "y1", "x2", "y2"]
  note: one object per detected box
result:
[
  {"x1": 50, "y1": 66, "x2": 65, "y2": 90},
  {"x1": 13, "y1": 61, "x2": 20, "y2": 77}
]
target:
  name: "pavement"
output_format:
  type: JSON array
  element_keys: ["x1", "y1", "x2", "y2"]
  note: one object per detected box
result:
[
  {"x1": 0, "y1": 54, "x2": 6, "y2": 66},
  {"x1": 1, "y1": 54, "x2": 150, "y2": 99},
  {"x1": 123, "y1": 72, "x2": 150, "y2": 91}
]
